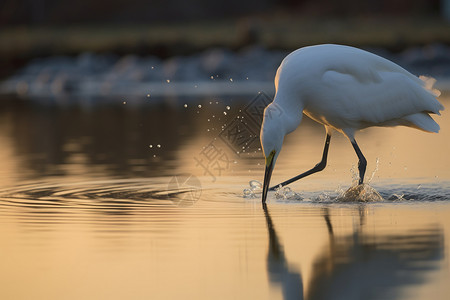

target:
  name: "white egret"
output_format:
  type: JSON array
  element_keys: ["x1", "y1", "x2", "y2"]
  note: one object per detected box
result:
[{"x1": 261, "y1": 44, "x2": 443, "y2": 203}]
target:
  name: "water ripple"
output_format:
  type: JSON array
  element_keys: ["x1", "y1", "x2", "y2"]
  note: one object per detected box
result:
[{"x1": 0, "y1": 178, "x2": 193, "y2": 217}]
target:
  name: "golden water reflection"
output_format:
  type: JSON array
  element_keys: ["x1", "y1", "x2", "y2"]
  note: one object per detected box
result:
[
  {"x1": 0, "y1": 95, "x2": 449, "y2": 299},
  {"x1": 263, "y1": 204, "x2": 444, "y2": 300},
  {"x1": 0, "y1": 195, "x2": 448, "y2": 299}
]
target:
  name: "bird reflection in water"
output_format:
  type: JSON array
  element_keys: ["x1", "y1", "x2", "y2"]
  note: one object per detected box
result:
[
  {"x1": 263, "y1": 204, "x2": 443, "y2": 300},
  {"x1": 263, "y1": 202, "x2": 304, "y2": 299}
]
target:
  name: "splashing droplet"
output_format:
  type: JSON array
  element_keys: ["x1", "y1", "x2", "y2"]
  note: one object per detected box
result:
[
  {"x1": 368, "y1": 157, "x2": 380, "y2": 183},
  {"x1": 242, "y1": 180, "x2": 263, "y2": 198},
  {"x1": 274, "y1": 186, "x2": 303, "y2": 201},
  {"x1": 184, "y1": 104, "x2": 188, "y2": 108},
  {"x1": 249, "y1": 180, "x2": 262, "y2": 190},
  {"x1": 226, "y1": 106, "x2": 230, "y2": 110},
  {"x1": 243, "y1": 189, "x2": 254, "y2": 198}
]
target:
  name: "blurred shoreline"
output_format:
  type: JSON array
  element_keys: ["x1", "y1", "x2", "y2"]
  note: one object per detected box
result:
[
  {"x1": 1, "y1": 43, "x2": 450, "y2": 103},
  {"x1": 2, "y1": 16, "x2": 449, "y2": 74},
  {"x1": 1, "y1": 16, "x2": 449, "y2": 102}
]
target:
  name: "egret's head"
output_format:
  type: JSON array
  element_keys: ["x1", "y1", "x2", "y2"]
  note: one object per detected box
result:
[{"x1": 260, "y1": 103, "x2": 285, "y2": 203}]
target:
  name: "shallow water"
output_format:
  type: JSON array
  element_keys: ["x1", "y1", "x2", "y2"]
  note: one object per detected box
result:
[{"x1": 0, "y1": 94, "x2": 449, "y2": 299}]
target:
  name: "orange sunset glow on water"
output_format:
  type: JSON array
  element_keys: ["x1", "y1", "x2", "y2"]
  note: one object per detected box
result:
[{"x1": 0, "y1": 93, "x2": 449, "y2": 299}]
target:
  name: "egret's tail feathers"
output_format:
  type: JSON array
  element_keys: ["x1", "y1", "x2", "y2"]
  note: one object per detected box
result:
[
  {"x1": 403, "y1": 113, "x2": 440, "y2": 133},
  {"x1": 419, "y1": 75, "x2": 441, "y2": 97},
  {"x1": 415, "y1": 75, "x2": 444, "y2": 117}
]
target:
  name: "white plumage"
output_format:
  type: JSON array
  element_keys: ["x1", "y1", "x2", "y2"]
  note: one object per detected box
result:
[{"x1": 261, "y1": 44, "x2": 444, "y2": 203}]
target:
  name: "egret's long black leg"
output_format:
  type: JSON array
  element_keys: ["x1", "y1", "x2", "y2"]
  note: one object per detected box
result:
[
  {"x1": 351, "y1": 139, "x2": 367, "y2": 185},
  {"x1": 269, "y1": 134, "x2": 331, "y2": 191}
]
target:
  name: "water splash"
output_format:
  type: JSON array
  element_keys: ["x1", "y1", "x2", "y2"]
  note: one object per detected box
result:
[
  {"x1": 243, "y1": 180, "x2": 262, "y2": 198},
  {"x1": 242, "y1": 180, "x2": 303, "y2": 201},
  {"x1": 317, "y1": 191, "x2": 332, "y2": 202},
  {"x1": 351, "y1": 158, "x2": 380, "y2": 185},
  {"x1": 338, "y1": 183, "x2": 384, "y2": 202},
  {"x1": 350, "y1": 164, "x2": 359, "y2": 185},
  {"x1": 390, "y1": 193, "x2": 405, "y2": 201},
  {"x1": 274, "y1": 186, "x2": 303, "y2": 201},
  {"x1": 368, "y1": 158, "x2": 380, "y2": 183},
  {"x1": 241, "y1": 177, "x2": 449, "y2": 203}
]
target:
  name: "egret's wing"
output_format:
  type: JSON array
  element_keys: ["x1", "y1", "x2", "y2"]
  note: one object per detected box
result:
[
  {"x1": 276, "y1": 45, "x2": 443, "y2": 132},
  {"x1": 321, "y1": 45, "x2": 424, "y2": 85},
  {"x1": 321, "y1": 67, "x2": 443, "y2": 127}
]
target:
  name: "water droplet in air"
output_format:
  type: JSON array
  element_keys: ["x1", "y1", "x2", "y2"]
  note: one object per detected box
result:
[
  {"x1": 223, "y1": 112, "x2": 227, "y2": 115},
  {"x1": 198, "y1": 104, "x2": 202, "y2": 108},
  {"x1": 184, "y1": 104, "x2": 188, "y2": 108},
  {"x1": 166, "y1": 79, "x2": 170, "y2": 83},
  {"x1": 226, "y1": 106, "x2": 230, "y2": 110},
  {"x1": 149, "y1": 145, "x2": 153, "y2": 148},
  {"x1": 157, "y1": 144, "x2": 161, "y2": 148},
  {"x1": 147, "y1": 94, "x2": 150, "y2": 98}
]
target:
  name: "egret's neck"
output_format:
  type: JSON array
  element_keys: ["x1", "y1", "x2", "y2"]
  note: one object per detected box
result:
[{"x1": 272, "y1": 94, "x2": 304, "y2": 135}]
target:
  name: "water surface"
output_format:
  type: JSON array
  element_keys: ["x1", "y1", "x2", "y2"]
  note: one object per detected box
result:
[{"x1": 0, "y1": 94, "x2": 449, "y2": 299}]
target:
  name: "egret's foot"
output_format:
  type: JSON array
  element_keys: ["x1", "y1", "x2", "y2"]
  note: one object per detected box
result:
[{"x1": 339, "y1": 183, "x2": 383, "y2": 202}]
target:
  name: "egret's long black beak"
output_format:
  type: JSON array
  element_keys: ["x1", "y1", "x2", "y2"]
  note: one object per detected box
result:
[{"x1": 262, "y1": 151, "x2": 276, "y2": 203}]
